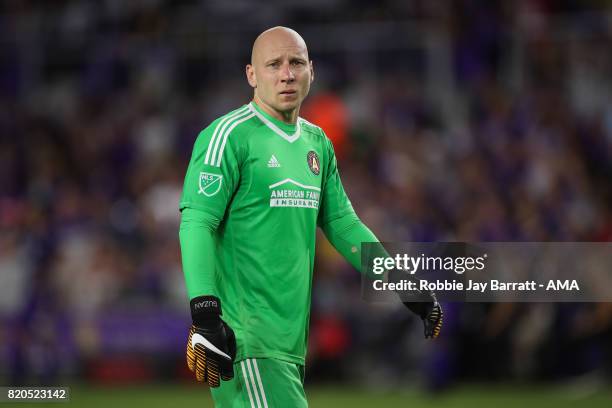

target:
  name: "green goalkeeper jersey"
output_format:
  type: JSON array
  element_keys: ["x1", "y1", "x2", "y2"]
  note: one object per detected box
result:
[{"x1": 180, "y1": 101, "x2": 356, "y2": 364}]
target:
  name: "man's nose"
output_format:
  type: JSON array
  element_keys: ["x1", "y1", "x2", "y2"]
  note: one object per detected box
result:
[{"x1": 280, "y1": 63, "x2": 295, "y2": 82}]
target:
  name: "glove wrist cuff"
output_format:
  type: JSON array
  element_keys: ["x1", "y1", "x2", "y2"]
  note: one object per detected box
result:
[{"x1": 190, "y1": 295, "x2": 222, "y2": 326}]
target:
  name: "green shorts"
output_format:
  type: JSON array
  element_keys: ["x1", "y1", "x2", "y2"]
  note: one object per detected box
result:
[{"x1": 211, "y1": 358, "x2": 307, "y2": 408}]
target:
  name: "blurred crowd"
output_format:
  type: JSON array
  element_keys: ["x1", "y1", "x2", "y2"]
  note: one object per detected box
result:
[{"x1": 1, "y1": 0, "x2": 611, "y2": 390}]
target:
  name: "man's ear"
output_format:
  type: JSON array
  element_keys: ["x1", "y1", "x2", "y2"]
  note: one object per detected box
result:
[
  {"x1": 246, "y1": 64, "x2": 257, "y2": 88},
  {"x1": 309, "y1": 60, "x2": 314, "y2": 83}
]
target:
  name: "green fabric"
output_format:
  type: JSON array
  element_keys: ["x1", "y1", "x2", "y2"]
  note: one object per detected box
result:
[
  {"x1": 179, "y1": 208, "x2": 219, "y2": 299},
  {"x1": 320, "y1": 211, "x2": 387, "y2": 280},
  {"x1": 211, "y1": 358, "x2": 307, "y2": 408},
  {"x1": 179, "y1": 102, "x2": 356, "y2": 365}
]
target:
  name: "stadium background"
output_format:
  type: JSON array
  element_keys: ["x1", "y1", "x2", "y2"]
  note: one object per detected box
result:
[{"x1": 1, "y1": 0, "x2": 611, "y2": 406}]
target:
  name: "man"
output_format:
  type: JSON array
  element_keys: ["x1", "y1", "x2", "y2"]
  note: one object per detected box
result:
[{"x1": 179, "y1": 26, "x2": 442, "y2": 407}]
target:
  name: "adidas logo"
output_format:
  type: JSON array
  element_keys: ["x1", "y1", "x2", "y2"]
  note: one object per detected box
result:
[{"x1": 267, "y1": 155, "x2": 281, "y2": 168}]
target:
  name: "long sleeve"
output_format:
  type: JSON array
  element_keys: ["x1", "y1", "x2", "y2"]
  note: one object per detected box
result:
[
  {"x1": 179, "y1": 207, "x2": 220, "y2": 300},
  {"x1": 316, "y1": 133, "x2": 387, "y2": 277},
  {"x1": 320, "y1": 211, "x2": 388, "y2": 280},
  {"x1": 320, "y1": 211, "x2": 377, "y2": 270},
  {"x1": 178, "y1": 112, "x2": 243, "y2": 300}
]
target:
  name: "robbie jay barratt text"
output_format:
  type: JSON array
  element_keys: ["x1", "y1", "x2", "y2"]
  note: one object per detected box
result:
[{"x1": 373, "y1": 279, "x2": 580, "y2": 292}]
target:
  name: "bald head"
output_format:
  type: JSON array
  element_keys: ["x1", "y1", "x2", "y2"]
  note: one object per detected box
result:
[
  {"x1": 251, "y1": 26, "x2": 309, "y2": 66},
  {"x1": 246, "y1": 26, "x2": 314, "y2": 124}
]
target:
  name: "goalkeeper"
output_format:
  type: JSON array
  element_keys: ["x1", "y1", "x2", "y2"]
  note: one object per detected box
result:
[{"x1": 179, "y1": 26, "x2": 442, "y2": 407}]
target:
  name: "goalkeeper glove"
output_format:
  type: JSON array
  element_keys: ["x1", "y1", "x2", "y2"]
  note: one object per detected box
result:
[
  {"x1": 388, "y1": 269, "x2": 443, "y2": 338},
  {"x1": 186, "y1": 295, "x2": 236, "y2": 387},
  {"x1": 403, "y1": 291, "x2": 443, "y2": 339}
]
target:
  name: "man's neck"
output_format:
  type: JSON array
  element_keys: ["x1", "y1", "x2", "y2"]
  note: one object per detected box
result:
[{"x1": 252, "y1": 97, "x2": 299, "y2": 125}]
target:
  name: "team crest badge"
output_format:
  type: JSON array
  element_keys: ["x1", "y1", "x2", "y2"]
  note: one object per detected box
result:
[
  {"x1": 198, "y1": 172, "x2": 223, "y2": 196},
  {"x1": 307, "y1": 151, "x2": 320, "y2": 175}
]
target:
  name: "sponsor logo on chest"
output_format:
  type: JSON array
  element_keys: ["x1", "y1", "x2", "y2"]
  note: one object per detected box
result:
[
  {"x1": 265, "y1": 150, "x2": 321, "y2": 209},
  {"x1": 268, "y1": 178, "x2": 320, "y2": 209}
]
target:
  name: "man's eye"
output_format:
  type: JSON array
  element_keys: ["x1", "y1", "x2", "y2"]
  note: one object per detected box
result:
[
  {"x1": 291, "y1": 61, "x2": 305, "y2": 66},
  {"x1": 268, "y1": 62, "x2": 280, "y2": 68}
]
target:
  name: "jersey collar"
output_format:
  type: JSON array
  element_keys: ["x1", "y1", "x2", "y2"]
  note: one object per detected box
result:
[{"x1": 248, "y1": 102, "x2": 302, "y2": 143}]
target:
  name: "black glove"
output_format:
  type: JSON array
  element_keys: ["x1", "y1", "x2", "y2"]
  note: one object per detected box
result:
[
  {"x1": 389, "y1": 269, "x2": 443, "y2": 339},
  {"x1": 403, "y1": 291, "x2": 443, "y2": 339},
  {"x1": 186, "y1": 296, "x2": 237, "y2": 387}
]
